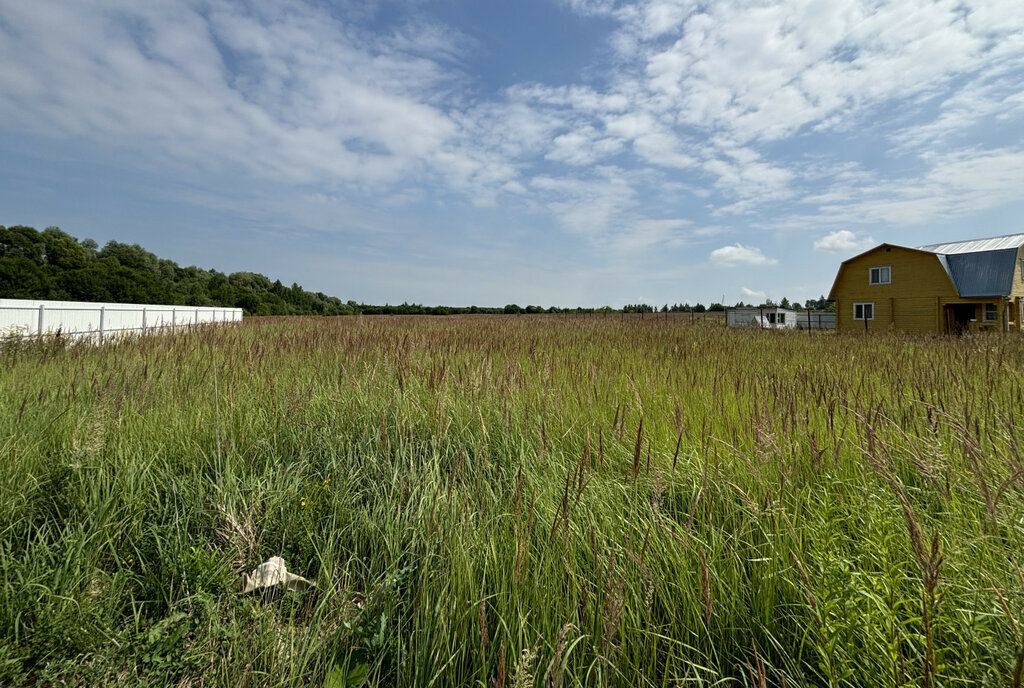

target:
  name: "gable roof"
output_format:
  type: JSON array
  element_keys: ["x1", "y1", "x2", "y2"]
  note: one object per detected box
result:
[
  {"x1": 917, "y1": 233, "x2": 1024, "y2": 254},
  {"x1": 943, "y1": 248, "x2": 1018, "y2": 297},
  {"x1": 828, "y1": 237, "x2": 1022, "y2": 301}
]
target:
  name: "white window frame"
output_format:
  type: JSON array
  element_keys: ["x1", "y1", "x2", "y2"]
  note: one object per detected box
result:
[
  {"x1": 983, "y1": 303, "x2": 998, "y2": 322},
  {"x1": 778, "y1": 312, "x2": 786, "y2": 324},
  {"x1": 853, "y1": 302, "x2": 874, "y2": 320},
  {"x1": 1020, "y1": 258, "x2": 1024, "y2": 281},
  {"x1": 869, "y1": 265, "x2": 891, "y2": 285}
]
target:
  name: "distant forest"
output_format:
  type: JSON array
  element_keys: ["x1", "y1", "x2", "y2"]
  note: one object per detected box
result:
[{"x1": 0, "y1": 225, "x2": 833, "y2": 315}]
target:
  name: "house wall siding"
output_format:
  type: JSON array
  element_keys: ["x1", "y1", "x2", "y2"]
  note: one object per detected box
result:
[
  {"x1": 832, "y1": 246, "x2": 961, "y2": 333},
  {"x1": 1010, "y1": 247, "x2": 1024, "y2": 331}
]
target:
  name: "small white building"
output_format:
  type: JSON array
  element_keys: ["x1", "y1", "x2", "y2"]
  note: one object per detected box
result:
[{"x1": 727, "y1": 307, "x2": 798, "y2": 329}]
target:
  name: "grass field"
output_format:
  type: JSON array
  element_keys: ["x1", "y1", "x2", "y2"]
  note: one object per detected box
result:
[{"x1": 2, "y1": 315, "x2": 1023, "y2": 687}]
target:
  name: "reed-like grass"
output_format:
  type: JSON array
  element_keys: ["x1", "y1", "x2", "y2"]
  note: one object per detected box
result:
[{"x1": 1, "y1": 315, "x2": 1022, "y2": 686}]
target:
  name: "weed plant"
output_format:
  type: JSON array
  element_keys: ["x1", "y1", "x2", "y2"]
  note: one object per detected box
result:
[{"x1": 1, "y1": 315, "x2": 1022, "y2": 686}]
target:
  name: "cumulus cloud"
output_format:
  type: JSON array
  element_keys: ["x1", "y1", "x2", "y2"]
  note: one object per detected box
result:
[
  {"x1": 813, "y1": 230, "x2": 877, "y2": 253},
  {"x1": 552, "y1": 0, "x2": 1024, "y2": 219},
  {"x1": 1, "y1": 0, "x2": 1024, "y2": 268},
  {"x1": 741, "y1": 287, "x2": 766, "y2": 299},
  {"x1": 0, "y1": 0, "x2": 523, "y2": 200},
  {"x1": 710, "y1": 244, "x2": 777, "y2": 266}
]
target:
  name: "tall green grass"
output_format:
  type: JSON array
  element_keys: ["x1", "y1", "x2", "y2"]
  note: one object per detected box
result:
[{"x1": 1, "y1": 315, "x2": 1022, "y2": 686}]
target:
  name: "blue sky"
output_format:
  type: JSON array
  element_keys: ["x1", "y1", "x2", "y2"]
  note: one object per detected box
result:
[{"x1": 1, "y1": 0, "x2": 1023, "y2": 307}]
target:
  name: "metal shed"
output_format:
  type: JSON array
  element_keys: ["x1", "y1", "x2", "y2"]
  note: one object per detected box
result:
[{"x1": 726, "y1": 307, "x2": 797, "y2": 329}]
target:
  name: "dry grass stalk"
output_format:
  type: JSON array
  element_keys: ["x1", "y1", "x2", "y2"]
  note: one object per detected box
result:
[
  {"x1": 672, "y1": 432, "x2": 682, "y2": 471},
  {"x1": 545, "y1": 623, "x2": 577, "y2": 688},
  {"x1": 788, "y1": 550, "x2": 817, "y2": 612},
  {"x1": 748, "y1": 640, "x2": 767, "y2": 688},
  {"x1": 650, "y1": 470, "x2": 665, "y2": 515},
  {"x1": 548, "y1": 472, "x2": 571, "y2": 543},
  {"x1": 920, "y1": 533, "x2": 943, "y2": 688},
  {"x1": 479, "y1": 599, "x2": 489, "y2": 652},
  {"x1": 513, "y1": 645, "x2": 538, "y2": 688},
  {"x1": 631, "y1": 418, "x2": 644, "y2": 480},
  {"x1": 685, "y1": 485, "x2": 704, "y2": 539},
  {"x1": 985, "y1": 576, "x2": 1021, "y2": 644},
  {"x1": 602, "y1": 551, "x2": 624, "y2": 657},
  {"x1": 513, "y1": 463, "x2": 524, "y2": 517}
]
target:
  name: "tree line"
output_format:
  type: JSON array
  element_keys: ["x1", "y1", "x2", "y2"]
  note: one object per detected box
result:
[
  {"x1": 0, "y1": 225, "x2": 833, "y2": 315},
  {"x1": 631, "y1": 296, "x2": 835, "y2": 313}
]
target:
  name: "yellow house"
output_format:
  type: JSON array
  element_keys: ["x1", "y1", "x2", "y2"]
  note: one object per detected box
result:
[{"x1": 828, "y1": 233, "x2": 1024, "y2": 334}]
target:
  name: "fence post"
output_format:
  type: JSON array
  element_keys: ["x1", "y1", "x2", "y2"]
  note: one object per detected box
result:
[
  {"x1": 38, "y1": 304, "x2": 45, "y2": 336},
  {"x1": 172, "y1": 308, "x2": 177, "y2": 328},
  {"x1": 99, "y1": 307, "x2": 105, "y2": 343},
  {"x1": 195, "y1": 308, "x2": 199, "y2": 325},
  {"x1": 142, "y1": 307, "x2": 147, "y2": 331}
]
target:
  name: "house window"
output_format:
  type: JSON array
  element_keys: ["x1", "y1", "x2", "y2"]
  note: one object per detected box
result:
[
  {"x1": 983, "y1": 303, "x2": 998, "y2": 322},
  {"x1": 854, "y1": 302, "x2": 874, "y2": 320},
  {"x1": 767, "y1": 313, "x2": 776, "y2": 324},
  {"x1": 869, "y1": 266, "x2": 891, "y2": 285},
  {"x1": 778, "y1": 313, "x2": 786, "y2": 324}
]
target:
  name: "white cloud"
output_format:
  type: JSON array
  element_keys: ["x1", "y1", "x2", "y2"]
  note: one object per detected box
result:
[
  {"x1": 814, "y1": 230, "x2": 877, "y2": 253},
  {"x1": 630, "y1": 0, "x2": 1014, "y2": 146},
  {"x1": 607, "y1": 218, "x2": 693, "y2": 252},
  {"x1": 0, "y1": 0, "x2": 518, "y2": 199},
  {"x1": 2, "y1": 0, "x2": 1024, "y2": 274},
  {"x1": 531, "y1": 172, "x2": 638, "y2": 239},
  {"x1": 710, "y1": 243, "x2": 777, "y2": 266},
  {"x1": 549, "y1": 0, "x2": 1024, "y2": 218},
  {"x1": 804, "y1": 148, "x2": 1024, "y2": 226},
  {"x1": 546, "y1": 126, "x2": 625, "y2": 166},
  {"x1": 741, "y1": 287, "x2": 766, "y2": 299}
]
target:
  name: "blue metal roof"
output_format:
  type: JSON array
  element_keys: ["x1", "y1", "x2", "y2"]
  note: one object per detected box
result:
[{"x1": 944, "y1": 248, "x2": 1018, "y2": 297}]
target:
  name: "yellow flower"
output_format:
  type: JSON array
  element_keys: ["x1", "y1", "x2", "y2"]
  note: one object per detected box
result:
[{"x1": 300, "y1": 496, "x2": 307, "y2": 507}]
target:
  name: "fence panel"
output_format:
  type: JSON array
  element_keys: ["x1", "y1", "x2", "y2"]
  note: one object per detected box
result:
[{"x1": 0, "y1": 299, "x2": 243, "y2": 339}]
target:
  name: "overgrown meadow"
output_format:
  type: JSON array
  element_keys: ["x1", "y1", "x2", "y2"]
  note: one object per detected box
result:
[{"x1": 2, "y1": 315, "x2": 1023, "y2": 686}]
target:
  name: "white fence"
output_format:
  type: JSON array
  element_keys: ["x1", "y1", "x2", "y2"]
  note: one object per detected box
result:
[
  {"x1": 0, "y1": 298, "x2": 242, "y2": 340},
  {"x1": 795, "y1": 310, "x2": 836, "y2": 330}
]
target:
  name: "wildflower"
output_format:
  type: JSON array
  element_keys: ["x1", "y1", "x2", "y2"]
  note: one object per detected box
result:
[{"x1": 300, "y1": 496, "x2": 307, "y2": 508}]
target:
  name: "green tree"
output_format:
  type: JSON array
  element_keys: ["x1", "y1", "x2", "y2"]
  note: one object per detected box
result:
[
  {"x1": 0, "y1": 255, "x2": 52, "y2": 297},
  {"x1": 41, "y1": 227, "x2": 90, "y2": 271}
]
